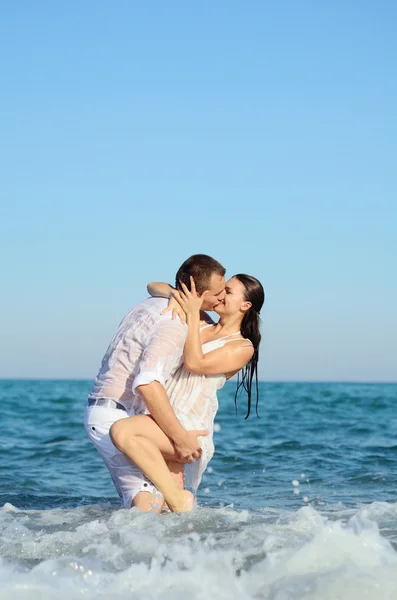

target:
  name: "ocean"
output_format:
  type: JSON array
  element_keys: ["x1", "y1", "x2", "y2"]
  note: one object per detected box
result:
[{"x1": 0, "y1": 379, "x2": 396, "y2": 599}]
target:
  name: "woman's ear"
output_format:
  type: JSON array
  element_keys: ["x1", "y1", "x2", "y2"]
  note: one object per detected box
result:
[{"x1": 241, "y1": 301, "x2": 252, "y2": 313}]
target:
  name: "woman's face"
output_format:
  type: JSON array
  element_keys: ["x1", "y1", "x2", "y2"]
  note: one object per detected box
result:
[{"x1": 213, "y1": 277, "x2": 250, "y2": 316}]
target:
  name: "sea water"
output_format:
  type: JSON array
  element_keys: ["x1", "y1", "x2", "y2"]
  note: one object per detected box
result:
[{"x1": 0, "y1": 380, "x2": 396, "y2": 599}]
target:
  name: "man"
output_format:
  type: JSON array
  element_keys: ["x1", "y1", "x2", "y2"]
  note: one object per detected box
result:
[{"x1": 84, "y1": 254, "x2": 226, "y2": 512}]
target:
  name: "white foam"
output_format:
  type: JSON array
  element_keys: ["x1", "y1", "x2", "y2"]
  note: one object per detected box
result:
[
  {"x1": 355, "y1": 501, "x2": 397, "y2": 522},
  {"x1": 1, "y1": 502, "x2": 397, "y2": 599}
]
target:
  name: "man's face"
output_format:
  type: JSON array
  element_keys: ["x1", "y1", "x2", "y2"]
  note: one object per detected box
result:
[{"x1": 200, "y1": 273, "x2": 226, "y2": 310}]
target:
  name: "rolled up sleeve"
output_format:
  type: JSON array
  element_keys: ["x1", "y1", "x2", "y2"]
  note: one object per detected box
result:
[{"x1": 132, "y1": 318, "x2": 187, "y2": 392}]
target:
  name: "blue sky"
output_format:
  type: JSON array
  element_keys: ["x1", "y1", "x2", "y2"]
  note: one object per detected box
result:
[{"x1": 1, "y1": 1, "x2": 396, "y2": 381}]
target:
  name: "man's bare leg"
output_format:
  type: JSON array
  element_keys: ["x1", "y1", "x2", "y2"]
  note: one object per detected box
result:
[{"x1": 133, "y1": 491, "x2": 164, "y2": 513}]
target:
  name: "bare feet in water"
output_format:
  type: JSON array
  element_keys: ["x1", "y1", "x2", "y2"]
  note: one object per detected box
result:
[{"x1": 168, "y1": 490, "x2": 195, "y2": 513}]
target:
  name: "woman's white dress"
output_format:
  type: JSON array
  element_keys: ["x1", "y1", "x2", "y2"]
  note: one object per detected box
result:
[{"x1": 164, "y1": 330, "x2": 243, "y2": 492}]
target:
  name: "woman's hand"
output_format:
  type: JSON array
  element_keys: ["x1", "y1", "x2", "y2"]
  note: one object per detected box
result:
[
  {"x1": 161, "y1": 296, "x2": 187, "y2": 323},
  {"x1": 172, "y1": 277, "x2": 208, "y2": 317}
]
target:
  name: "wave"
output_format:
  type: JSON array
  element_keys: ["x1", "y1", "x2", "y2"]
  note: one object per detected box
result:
[{"x1": 1, "y1": 501, "x2": 397, "y2": 599}]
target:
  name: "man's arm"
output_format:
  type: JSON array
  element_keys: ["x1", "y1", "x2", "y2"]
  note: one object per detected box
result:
[
  {"x1": 137, "y1": 381, "x2": 207, "y2": 462},
  {"x1": 132, "y1": 317, "x2": 207, "y2": 462}
]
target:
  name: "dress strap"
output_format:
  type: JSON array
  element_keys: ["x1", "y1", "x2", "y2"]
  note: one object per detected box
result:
[
  {"x1": 200, "y1": 323, "x2": 214, "y2": 332},
  {"x1": 223, "y1": 337, "x2": 253, "y2": 346},
  {"x1": 217, "y1": 331, "x2": 241, "y2": 341},
  {"x1": 220, "y1": 332, "x2": 254, "y2": 347},
  {"x1": 200, "y1": 327, "x2": 253, "y2": 347}
]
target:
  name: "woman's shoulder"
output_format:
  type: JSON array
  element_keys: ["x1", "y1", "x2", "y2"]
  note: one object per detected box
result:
[{"x1": 225, "y1": 336, "x2": 254, "y2": 353}]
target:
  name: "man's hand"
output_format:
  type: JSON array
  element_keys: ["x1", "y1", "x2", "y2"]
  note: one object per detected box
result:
[{"x1": 173, "y1": 429, "x2": 209, "y2": 463}]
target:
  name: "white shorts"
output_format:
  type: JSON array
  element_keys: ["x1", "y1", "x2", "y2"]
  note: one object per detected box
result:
[{"x1": 84, "y1": 401, "x2": 161, "y2": 508}]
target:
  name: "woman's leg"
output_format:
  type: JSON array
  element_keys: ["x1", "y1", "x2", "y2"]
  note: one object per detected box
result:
[
  {"x1": 166, "y1": 461, "x2": 184, "y2": 489},
  {"x1": 110, "y1": 415, "x2": 194, "y2": 512},
  {"x1": 133, "y1": 460, "x2": 184, "y2": 513}
]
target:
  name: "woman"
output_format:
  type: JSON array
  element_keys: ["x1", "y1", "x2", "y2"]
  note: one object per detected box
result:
[{"x1": 110, "y1": 274, "x2": 264, "y2": 512}]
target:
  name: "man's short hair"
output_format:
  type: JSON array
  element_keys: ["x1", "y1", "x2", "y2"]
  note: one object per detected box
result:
[{"x1": 175, "y1": 254, "x2": 226, "y2": 293}]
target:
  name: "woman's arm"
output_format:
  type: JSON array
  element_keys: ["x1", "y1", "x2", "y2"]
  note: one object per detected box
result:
[
  {"x1": 173, "y1": 279, "x2": 254, "y2": 376},
  {"x1": 147, "y1": 282, "x2": 174, "y2": 298},
  {"x1": 148, "y1": 281, "x2": 214, "y2": 325},
  {"x1": 184, "y1": 316, "x2": 253, "y2": 376}
]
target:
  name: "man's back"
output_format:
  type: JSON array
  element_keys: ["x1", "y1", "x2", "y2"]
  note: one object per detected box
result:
[{"x1": 89, "y1": 297, "x2": 187, "y2": 406}]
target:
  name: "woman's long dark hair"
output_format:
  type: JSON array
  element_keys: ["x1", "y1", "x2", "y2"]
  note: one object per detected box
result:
[{"x1": 233, "y1": 274, "x2": 265, "y2": 418}]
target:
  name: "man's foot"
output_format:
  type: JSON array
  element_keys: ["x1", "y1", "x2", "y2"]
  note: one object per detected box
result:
[{"x1": 168, "y1": 490, "x2": 195, "y2": 513}]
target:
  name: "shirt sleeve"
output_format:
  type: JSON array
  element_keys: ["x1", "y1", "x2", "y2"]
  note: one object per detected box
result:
[{"x1": 132, "y1": 317, "x2": 187, "y2": 391}]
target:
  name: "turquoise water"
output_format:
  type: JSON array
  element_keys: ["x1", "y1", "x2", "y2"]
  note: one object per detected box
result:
[{"x1": 1, "y1": 380, "x2": 397, "y2": 598}]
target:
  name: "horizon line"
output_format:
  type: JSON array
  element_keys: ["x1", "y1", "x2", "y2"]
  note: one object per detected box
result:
[{"x1": 0, "y1": 377, "x2": 396, "y2": 385}]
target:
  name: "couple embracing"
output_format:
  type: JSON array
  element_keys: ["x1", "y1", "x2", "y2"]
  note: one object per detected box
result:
[{"x1": 85, "y1": 254, "x2": 264, "y2": 513}]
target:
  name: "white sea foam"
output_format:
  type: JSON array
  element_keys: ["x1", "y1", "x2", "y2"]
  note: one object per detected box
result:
[{"x1": 1, "y1": 502, "x2": 397, "y2": 599}]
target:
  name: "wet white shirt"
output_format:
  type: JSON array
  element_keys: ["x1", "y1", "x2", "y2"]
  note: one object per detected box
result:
[{"x1": 89, "y1": 298, "x2": 187, "y2": 412}]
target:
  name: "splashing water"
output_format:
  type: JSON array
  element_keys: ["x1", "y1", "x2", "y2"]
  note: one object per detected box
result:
[{"x1": 1, "y1": 380, "x2": 397, "y2": 599}]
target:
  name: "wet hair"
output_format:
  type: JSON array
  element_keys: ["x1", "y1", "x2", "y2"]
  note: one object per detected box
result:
[
  {"x1": 175, "y1": 254, "x2": 226, "y2": 294},
  {"x1": 233, "y1": 274, "x2": 265, "y2": 418}
]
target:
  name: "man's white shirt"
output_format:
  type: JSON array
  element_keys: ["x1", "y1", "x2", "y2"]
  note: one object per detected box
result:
[{"x1": 89, "y1": 297, "x2": 188, "y2": 413}]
